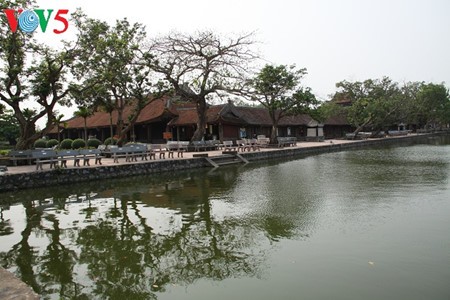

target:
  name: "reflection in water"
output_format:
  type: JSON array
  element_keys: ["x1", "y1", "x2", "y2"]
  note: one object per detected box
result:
[
  {"x1": 0, "y1": 168, "x2": 290, "y2": 299},
  {"x1": 1, "y1": 136, "x2": 450, "y2": 299}
]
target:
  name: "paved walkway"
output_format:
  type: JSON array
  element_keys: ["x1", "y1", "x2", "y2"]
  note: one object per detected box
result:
[
  {"x1": 1, "y1": 139, "x2": 357, "y2": 175},
  {"x1": 0, "y1": 268, "x2": 39, "y2": 300}
]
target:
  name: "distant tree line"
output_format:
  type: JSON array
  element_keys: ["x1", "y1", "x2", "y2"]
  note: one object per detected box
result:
[{"x1": 317, "y1": 77, "x2": 450, "y2": 136}]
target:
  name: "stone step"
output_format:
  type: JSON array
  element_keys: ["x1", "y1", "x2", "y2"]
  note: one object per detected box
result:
[{"x1": 216, "y1": 160, "x2": 241, "y2": 166}]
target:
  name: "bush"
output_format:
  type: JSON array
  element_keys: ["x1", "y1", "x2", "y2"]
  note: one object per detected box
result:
[
  {"x1": 72, "y1": 138, "x2": 86, "y2": 149},
  {"x1": 104, "y1": 137, "x2": 118, "y2": 146},
  {"x1": 117, "y1": 138, "x2": 127, "y2": 146},
  {"x1": 46, "y1": 139, "x2": 59, "y2": 148},
  {"x1": 87, "y1": 138, "x2": 101, "y2": 148},
  {"x1": 34, "y1": 139, "x2": 47, "y2": 148},
  {"x1": 60, "y1": 138, "x2": 73, "y2": 149}
]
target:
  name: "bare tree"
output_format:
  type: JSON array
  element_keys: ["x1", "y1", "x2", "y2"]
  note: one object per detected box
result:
[{"x1": 148, "y1": 31, "x2": 258, "y2": 141}]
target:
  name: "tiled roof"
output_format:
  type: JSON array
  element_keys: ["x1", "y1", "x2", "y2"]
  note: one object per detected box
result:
[
  {"x1": 62, "y1": 99, "x2": 319, "y2": 130},
  {"x1": 279, "y1": 114, "x2": 315, "y2": 126},
  {"x1": 168, "y1": 104, "x2": 227, "y2": 126},
  {"x1": 63, "y1": 97, "x2": 173, "y2": 129},
  {"x1": 168, "y1": 104, "x2": 315, "y2": 127}
]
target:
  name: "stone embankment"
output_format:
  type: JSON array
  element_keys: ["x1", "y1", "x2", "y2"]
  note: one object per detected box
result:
[{"x1": 0, "y1": 132, "x2": 447, "y2": 193}]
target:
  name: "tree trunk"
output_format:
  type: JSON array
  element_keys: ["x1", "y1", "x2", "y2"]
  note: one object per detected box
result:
[
  {"x1": 270, "y1": 124, "x2": 278, "y2": 144},
  {"x1": 191, "y1": 98, "x2": 207, "y2": 141},
  {"x1": 269, "y1": 111, "x2": 279, "y2": 144},
  {"x1": 352, "y1": 116, "x2": 373, "y2": 139},
  {"x1": 83, "y1": 118, "x2": 88, "y2": 143},
  {"x1": 109, "y1": 113, "x2": 114, "y2": 139},
  {"x1": 116, "y1": 110, "x2": 124, "y2": 144},
  {"x1": 15, "y1": 123, "x2": 39, "y2": 150}
]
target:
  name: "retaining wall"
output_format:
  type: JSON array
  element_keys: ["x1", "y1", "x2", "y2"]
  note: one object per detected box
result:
[
  {"x1": 0, "y1": 132, "x2": 448, "y2": 192},
  {"x1": 0, "y1": 157, "x2": 208, "y2": 192}
]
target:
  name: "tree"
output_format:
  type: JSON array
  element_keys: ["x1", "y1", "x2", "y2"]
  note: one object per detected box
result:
[
  {"x1": 333, "y1": 77, "x2": 403, "y2": 136},
  {"x1": 52, "y1": 113, "x2": 66, "y2": 142},
  {"x1": 74, "y1": 106, "x2": 93, "y2": 143},
  {"x1": 72, "y1": 14, "x2": 159, "y2": 143},
  {"x1": 0, "y1": 109, "x2": 20, "y2": 145},
  {"x1": 0, "y1": 1, "x2": 85, "y2": 149},
  {"x1": 148, "y1": 31, "x2": 257, "y2": 141},
  {"x1": 97, "y1": 99, "x2": 116, "y2": 139},
  {"x1": 312, "y1": 100, "x2": 346, "y2": 123},
  {"x1": 243, "y1": 64, "x2": 317, "y2": 143},
  {"x1": 414, "y1": 83, "x2": 450, "y2": 128}
]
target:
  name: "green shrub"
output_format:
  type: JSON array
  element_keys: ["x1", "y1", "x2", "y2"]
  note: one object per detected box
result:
[
  {"x1": 60, "y1": 138, "x2": 73, "y2": 149},
  {"x1": 0, "y1": 150, "x2": 10, "y2": 156},
  {"x1": 87, "y1": 138, "x2": 101, "y2": 148},
  {"x1": 34, "y1": 138, "x2": 47, "y2": 148},
  {"x1": 46, "y1": 139, "x2": 59, "y2": 148},
  {"x1": 72, "y1": 138, "x2": 86, "y2": 149},
  {"x1": 117, "y1": 138, "x2": 127, "y2": 146},
  {"x1": 104, "y1": 137, "x2": 118, "y2": 146}
]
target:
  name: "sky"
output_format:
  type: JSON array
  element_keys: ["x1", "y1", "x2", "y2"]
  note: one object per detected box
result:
[{"x1": 33, "y1": 0, "x2": 450, "y2": 104}]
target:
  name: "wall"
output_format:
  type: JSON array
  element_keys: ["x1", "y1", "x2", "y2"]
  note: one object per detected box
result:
[
  {"x1": 0, "y1": 132, "x2": 448, "y2": 193},
  {"x1": 0, "y1": 158, "x2": 208, "y2": 192}
]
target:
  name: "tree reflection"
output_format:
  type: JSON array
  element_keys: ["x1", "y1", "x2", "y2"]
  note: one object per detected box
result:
[
  {"x1": 0, "y1": 166, "x2": 305, "y2": 299},
  {"x1": 0, "y1": 206, "x2": 13, "y2": 236},
  {"x1": 39, "y1": 215, "x2": 78, "y2": 298},
  {"x1": 0, "y1": 200, "x2": 44, "y2": 294}
]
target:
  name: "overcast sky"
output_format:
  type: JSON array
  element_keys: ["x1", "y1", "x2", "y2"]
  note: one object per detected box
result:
[{"x1": 35, "y1": 0, "x2": 450, "y2": 102}]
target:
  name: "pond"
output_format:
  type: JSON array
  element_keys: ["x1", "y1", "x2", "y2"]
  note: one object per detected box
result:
[{"x1": 1, "y1": 136, "x2": 450, "y2": 299}]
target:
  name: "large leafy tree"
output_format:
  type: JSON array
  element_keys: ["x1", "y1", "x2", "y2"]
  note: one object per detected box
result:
[
  {"x1": 333, "y1": 77, "x2": 403, "y2": 136},
  {"x1": 243, "y1": 64, "x2": 317, "y2": 143},
  {"x1": 148, "y1": 31, "x2": 257, "y2": 141},
  {"x1": 413, "y1": 83, "x2": 450, "y2": 128},
  {"x1": 0, "y1": 1, "x2": 85, "y2": 149},
  {"x1": 72, "y1": 14, "x2": 159, "y2": 143}
]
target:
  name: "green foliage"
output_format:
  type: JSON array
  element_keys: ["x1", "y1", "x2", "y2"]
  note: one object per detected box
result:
[
  {"x1": 249, "y1": 64, "x2": 317, "y2": 115},
  {"x1": 0, "y1": 109, "x2": 20, "y2": 145},
  {"x1": 104, "y1": 137, "x2": 118, "y2": 146},
  {"x1": 72, "y1": 139, "x2": 86, "y2": 149},
  {"x1": 34, "y1": 139, "x2": 48, "y2": 148},
  {"x1": 0, "y1": 3, "x2": 91, "y2": 150},
  {"x1": 72, "y1": 15, "x2": 156, "y2": 143},
  {"x1": 414, "y1": 83, "x2": 450, "y2": 126},
  {"x1": 60, "y1": 139, "x2": 74, "y2": 149},
  {"x1": 74, "y1": 106, "x2": 93, "y2": 119},
  {"x1": 333, "y1": 77, "x2": 402, "y2": 131},
  {"x1": 331, "y1": 78, "x2": 450, "y2": 132},
  {"x1": 246, "y1": 64, "x2": 317, "y2": 141},
  {"x1": 87, "y1": 138, "x2": 101, "y2": 148},
  {"x1": 0, "y1": 150, "x2": 10, "y2": 156},
  {"x1": 313, "y1": 101, "x2": 346, "y2": 123},
  {"x1": 46, "y1": 139, "x2": 59, "y2": 148}
]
